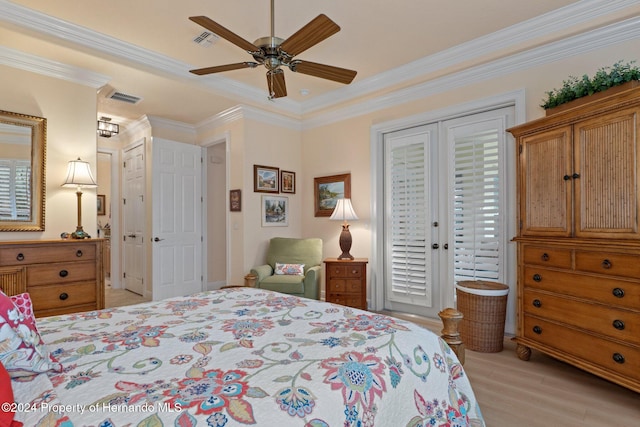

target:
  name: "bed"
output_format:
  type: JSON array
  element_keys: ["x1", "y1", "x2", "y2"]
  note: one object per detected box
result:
[{"x1": 9, "y1": 287, "x2": 485, "y2": 426}]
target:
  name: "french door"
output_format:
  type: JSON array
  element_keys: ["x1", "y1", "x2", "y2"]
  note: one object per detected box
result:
[{"x1": 382, "y1": 107, "x2": 513, "y2": 318}]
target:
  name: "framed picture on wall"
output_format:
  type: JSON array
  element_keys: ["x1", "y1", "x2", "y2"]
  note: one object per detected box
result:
[
  {"x1": 314, "y1": 173, "x2": 351, "y2": 217},
  {"x1": 262, "y1": 195, "x2": 288, "y2": 227},
  {"x1": 229, "y1": 189, "x2": 241, "y2": 212},
  {"x1": 281, "y1": 170, "x2": 296, "y2": 194},
  {"x1": 97, "y1": 194, "x2": 106, "y2": 215},
  {"x1": 254, "y1": 165, "x2": 279, "y2": 193}
]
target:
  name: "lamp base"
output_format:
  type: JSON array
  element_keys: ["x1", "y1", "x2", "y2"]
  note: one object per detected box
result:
[
  {"x1": 337, "y1": 224, "x2": 354, "y2": 260},
  {"x1": 71, "y1": 228, "x2": 91, "y2": 239}
]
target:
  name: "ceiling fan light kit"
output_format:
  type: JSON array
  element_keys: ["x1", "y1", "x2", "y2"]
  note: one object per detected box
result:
[{"x1": 189, "y1": 0, "x2": 357, "y2": 99}]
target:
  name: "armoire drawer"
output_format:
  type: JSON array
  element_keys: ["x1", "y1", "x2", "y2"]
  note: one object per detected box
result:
[
  {"x1": 26, "y1": 261, "x2": 97, "y2": 286},
  {"x1": 523, "y1": 315, "x2": 640, "y2": 383},
  {"x1": 522, "y1": 246, "x2": 572, "y2": 269},
  {"x1": 575, "y1": 250, "x2": 640, "y2": 279},
  {"x1": 523, "y1": 266, "x2": 640, "y2": 310},
  {"x1": 0, "y1": 244, "x2": 96, "y2": 266},
  {"x1": 29, "y1": 282, "x2": 97, "y2": 311},
  {"x1": 523, "y1": 290, "x2": 640, "y2": 345}
]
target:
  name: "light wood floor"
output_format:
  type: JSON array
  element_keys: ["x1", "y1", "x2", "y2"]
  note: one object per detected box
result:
[
  {"x1": 105, "y1": 285, "x2": 150, "y2": 308},
  {"x1": 382, "y1": 312, "x2": 640, "y2": 427}
]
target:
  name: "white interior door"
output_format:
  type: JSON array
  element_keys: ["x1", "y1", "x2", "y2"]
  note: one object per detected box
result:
[
  {"x1": 151, "y1": 138, "x2": 203, "y2": 301},
  {"x1": 122, "y1": 142, "x2": 145, "y2": 295}
]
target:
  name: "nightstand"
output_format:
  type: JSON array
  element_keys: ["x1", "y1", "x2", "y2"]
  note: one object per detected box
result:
[{"x1": 324, "y1": 258, "x2": 368, "y2": 309}]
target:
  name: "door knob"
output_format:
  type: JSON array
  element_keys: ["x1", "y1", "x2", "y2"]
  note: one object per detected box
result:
[
  {"x1": 127, "y1": 234, "x2": 137, "y2": 238},
  {"x1": 154, "y1": 237, "x2": 164, "y2": 242}
]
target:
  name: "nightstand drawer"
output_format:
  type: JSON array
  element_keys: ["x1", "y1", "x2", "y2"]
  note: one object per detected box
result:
[
  {"x1": 329, "y1": 294, "x2": 365, "y2": 309},
  {"x1": 27, "y1": 261, "x2": 96, "y2": 286},
  {"x1": 328, "y1": 279, "x2": 361, "y2": 294}
]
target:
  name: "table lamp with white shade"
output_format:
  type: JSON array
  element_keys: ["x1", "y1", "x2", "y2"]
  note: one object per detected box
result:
[
  {"x1": 330, "y1": 198, "x2": 358, "y2": 260},
  {"x1": 62, "y1": 157, "x2": 97, "y2": 239}
]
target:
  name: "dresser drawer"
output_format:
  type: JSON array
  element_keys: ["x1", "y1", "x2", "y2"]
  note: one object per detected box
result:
[
  {"x1": 575, "y1": 250, "x2": 640, "y2": 279},
  {"x1": 27, "y1": 261, "x2": 96, "y2": 286},
  {"x1": 522, "y1": 266, "x2": 640, "y2": 310},
  {"x1": 524, "y1": 290, "x2": 640, "y2": 345},
  {"x1": 523, "y1": 315, "x2": 640, "y2": 383},
  {"x1": 0, "y1": 244, "x2": 96, "y2": 266},
  {"x1": 29, "y1": 282, "x2": 97, "y2": 312},
  {"x1": 522, "y1": 245, "x2": 572, "y2": 268},
  {"x1": 328, "y1": 279, "x2": 362, "y2": 294}
]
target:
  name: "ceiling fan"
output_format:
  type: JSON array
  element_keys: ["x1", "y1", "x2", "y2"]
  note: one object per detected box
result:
[{"x1": 188, "y1": 0, "x2": 357, "y2": 99}]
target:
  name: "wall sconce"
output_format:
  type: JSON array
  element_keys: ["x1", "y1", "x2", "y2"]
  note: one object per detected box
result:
[
  {"x1": 62, "y1": 158, "x2": 97, "y2": 239},
  {"x1": 97, "y1": 117, "x2": 119, "y2": 138},
  {"x1": 330, "y1": 198, "x2": 359, "y2": 260}
]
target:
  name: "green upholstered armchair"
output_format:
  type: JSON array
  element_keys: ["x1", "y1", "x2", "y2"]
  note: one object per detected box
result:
[{"x1": 250, "y1": 237, "x2": 323, "y2": 300}]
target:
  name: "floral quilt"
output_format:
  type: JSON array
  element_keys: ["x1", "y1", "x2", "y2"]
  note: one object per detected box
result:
[{"x1": 14, "y1": 288, "x2": 485, "y2": 426}]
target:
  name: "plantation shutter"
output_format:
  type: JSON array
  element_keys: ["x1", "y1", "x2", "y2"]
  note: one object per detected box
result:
[
  {"x1": 449, "y1": 119, "x2": 506, "y2": 283},
  {"x1": 0, "y1": 159, "x2": 31, "y2": 221},
  {"x1": 384, "y1": 128, "x2": 434, "y2": 307}
]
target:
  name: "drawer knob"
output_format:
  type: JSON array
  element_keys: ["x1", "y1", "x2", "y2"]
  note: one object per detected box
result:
[
  {"x1": 532, "y1": 326, "x2": 542, "y2": 334},
  {"x1": 76, "y1": 250, "x2": 83, "y2": 257},
  {"x1": 59, "y1": 269, "x2": 69, "y2": 278},
  {"x1": 601, "y1": 259, "x2": 612, "y2": 269},
  {"x1": 612, "y1": 288, "x2": 625, "y2": 298},
  {"x1": 16, "y1": 253, "x2": 25, "y2": 261},
  {"x1": 612, "y1": 320, "x2": 625, "y2": 330},
  {"x1": 59, "y1": 292, "x2": 69, "y2": 301},
  {"x1": 351, "y1": 270, "x2": 357, "y2": 274},
  {"x1": 541, "y1": 253, "x2": 549, "y2": 261},
  {"x1": 532, "y1": 299, "x2": 542, "y2": 308},
  {"x1": 533, "y1": 274, "x2": 542, "y2": 282},
  {"x1": 612, "y1": 353, "x2": 625, "y2": 364}
]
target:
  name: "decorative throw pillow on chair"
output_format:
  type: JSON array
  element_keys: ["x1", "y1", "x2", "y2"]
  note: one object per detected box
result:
[{"x1": 274, "y1": 263, "x2": 305, "y2": 275}]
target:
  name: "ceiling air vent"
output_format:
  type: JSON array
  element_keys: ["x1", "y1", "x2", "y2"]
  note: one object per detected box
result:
[
  {"x1": 193, "y1": 31, "x2": 219, "y2": 47},
  {"x1": 107, "y1": 90, "x2": 142, "y2": 104}
]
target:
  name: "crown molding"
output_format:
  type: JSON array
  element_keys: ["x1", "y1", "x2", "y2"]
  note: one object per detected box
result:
[
  {"x1": 302, "y1": 0, "x2": 640, "y2": 114},
  {"x1": 197, "y1": 104, "x2": 302, "y2": 134},
  {"x1": 302, "y1": 16, "x2": 640, "y2": 129},
  {"x1": 0, "y1": 45, "x2": 109, "y2": 88}
]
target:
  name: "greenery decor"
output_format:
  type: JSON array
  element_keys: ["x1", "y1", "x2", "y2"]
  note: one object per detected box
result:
[{"x1": 541, "y1": 60, "x2": 640, "y2": 110}]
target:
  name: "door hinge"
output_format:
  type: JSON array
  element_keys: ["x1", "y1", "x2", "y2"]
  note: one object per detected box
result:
[
  {"x1": 123, "y1": 272, "x2": 126, "y2": 278},
  {"x1": 123, "y1": 235, "x2": 126, "y2": 241},
  {"x1": 201, "y1": 236, "x2": 203, "y2": 242},
  {"x1": 123, "y1": 198, "x2": 126, "y2": 205},
  {"x1": 519, "y1": 220, "x2": 523, "y2": 229},
  {"x1": 519, "y1": 144, "x2": 523, "y2": 154},
  {"x1": 123, "y1": 161, "x2": 126, "y2": 168}
]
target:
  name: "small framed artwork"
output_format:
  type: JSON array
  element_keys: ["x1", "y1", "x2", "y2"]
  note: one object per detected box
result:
[
  {"x1": 229, "y1": 189, "x2": 241, "y2": 212},
  {"x1": 281, "y1": 170, "x2": 296, "y2": 194},
  {"x1": 314, "y1": 173, "x2": 351, "y2": 217},
  {"x1": 97, "y1": 194, "x2": 106, "y2": 215},
  {"x1": 262, "y1": 195, "x2": 288, "y2": 227},
  {"x1": 254, "y1": 164, "x2": 279, "y2": 193}
]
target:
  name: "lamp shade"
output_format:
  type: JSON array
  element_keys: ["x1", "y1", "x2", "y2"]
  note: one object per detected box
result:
[
  {"x1": 62, "y1": 158, "x2": 98, "y2": 188},
  {"x1": 330, "y1": 198, "x2": 358, "y2": 222}
]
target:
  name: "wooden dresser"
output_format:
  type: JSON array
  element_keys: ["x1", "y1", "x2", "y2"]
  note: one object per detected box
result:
[
  {"x1": 324, "y1": 258, "x2": 368, "y2": 310},
  {"x1": 0, "y1": 239, "x2": 105, "y2": 317},
  {"x1": 508, "y1": 84, "x2": 640, "y2": 392}
]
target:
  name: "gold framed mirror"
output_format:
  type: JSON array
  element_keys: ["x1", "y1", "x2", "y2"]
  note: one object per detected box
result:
[{"x1": 0, "y1": 110, "x2": 46, "y2": 231}]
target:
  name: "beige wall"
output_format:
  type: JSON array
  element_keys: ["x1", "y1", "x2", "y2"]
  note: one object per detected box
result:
[{"x1": 0, "y1": 65, "x2": 98, "y2": 242}]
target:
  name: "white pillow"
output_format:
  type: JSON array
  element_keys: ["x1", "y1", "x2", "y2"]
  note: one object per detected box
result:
[{"x1": 274, "y1": 263, "x2": 305, "y2": 276}]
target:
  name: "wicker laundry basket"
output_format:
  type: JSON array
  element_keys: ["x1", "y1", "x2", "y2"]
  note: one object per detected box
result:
[{"x1": 456, "y1": 280, "x2": 509, "y2": 352}]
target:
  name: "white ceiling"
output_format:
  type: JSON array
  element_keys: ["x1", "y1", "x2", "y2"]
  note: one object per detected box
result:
[{"x1": 2, "y1": 0, "x2": 639, "y2": 126}]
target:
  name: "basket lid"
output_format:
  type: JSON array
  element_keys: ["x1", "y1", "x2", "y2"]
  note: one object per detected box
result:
[{"x1": 456, "y1": 280, "x2": 509, "y2": 296}]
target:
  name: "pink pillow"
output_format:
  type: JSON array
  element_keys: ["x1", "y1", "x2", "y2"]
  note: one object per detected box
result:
[
  {"x1": 0, "y1": 291, "x2": 61, "y2": 379},
  {"x1": 274, "y1": 263, "x2": 305, "y2": 276}
]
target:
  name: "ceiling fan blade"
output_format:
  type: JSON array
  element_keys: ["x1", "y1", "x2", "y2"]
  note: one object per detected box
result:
[
  {"x1": 190, "y1": 62, "x2": 257, "y2": 75},
  {"x1": 279, "y1": 14, "x2": 340, "y2": 57},
  {"x1": 267, "y1": 69, "x2": 287, "y2": 98},
  {"x1": 189, "y1": 16, "x2": 259, "y2": 52},
  {"x1": 291, "y1": 60, "x2": 357, "y2": 84}
]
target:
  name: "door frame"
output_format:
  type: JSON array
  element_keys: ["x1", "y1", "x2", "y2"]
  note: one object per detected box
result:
[
  {"x1": 369, "y1": 89, "x2": 525, "y2": 318},
  {"x1": 97, "y1": 147, "x2": 121, "y2": 288}
]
